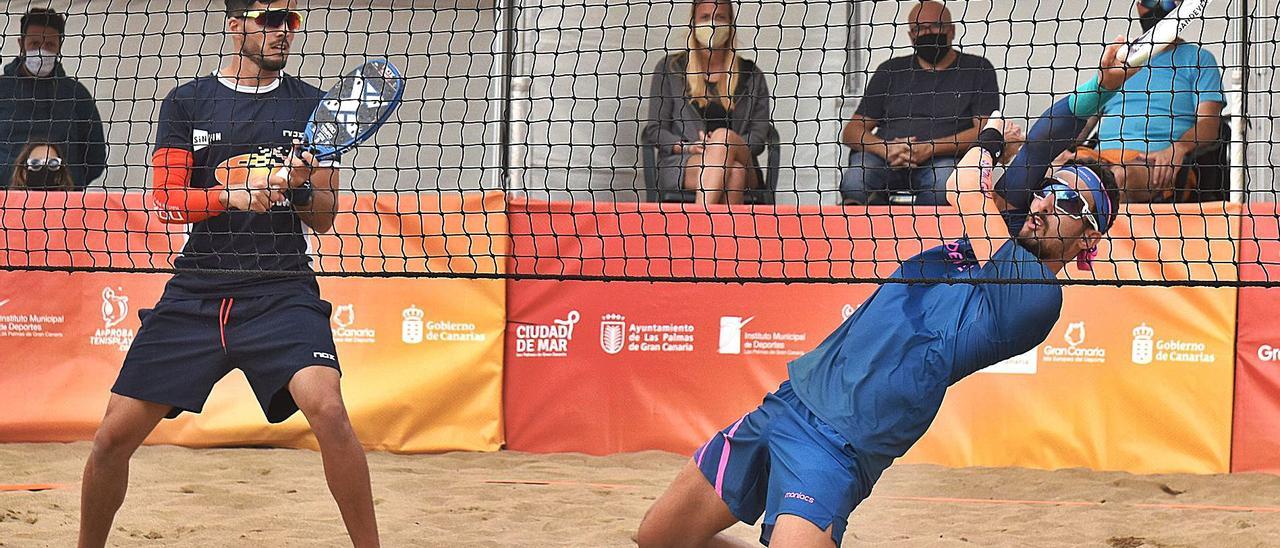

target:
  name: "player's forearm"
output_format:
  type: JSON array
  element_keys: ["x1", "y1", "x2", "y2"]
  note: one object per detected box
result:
[{"x1": 296, "y1": 168, "x2": 339, "y2": 233}]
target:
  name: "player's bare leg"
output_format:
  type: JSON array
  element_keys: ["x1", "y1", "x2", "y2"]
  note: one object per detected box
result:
[
  {"x1": 78, "y1": 395, "x2": 171, "y2": 548},
  {"x1": 636, "y1": 461, "x2": 754, "y2": 548},
  {"x1": 768, "y1": 515, "x2": 836, "y2": 548},
  {"x1": 289, "y1": 366, "x2": 379, "y2": 547}
]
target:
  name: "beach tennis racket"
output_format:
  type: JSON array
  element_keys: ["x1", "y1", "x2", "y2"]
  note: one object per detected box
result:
[
  {"x1": 276, "y1": 59, "x2": 406, "y2": 179},
  {"x1": 1119, "y1": 0, "x2": 1212, "y2": 68}
]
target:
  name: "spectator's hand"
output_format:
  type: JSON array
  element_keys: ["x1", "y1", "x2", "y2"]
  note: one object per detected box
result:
[
  {"x1": 1141, "y1": 145, "x2": 1188, "y2": 192},
  {"x1": 885, "y1": 140, "x2": 913, "y2": 168},
  {"x1": 908, "y1": 142, "x2": 934, "y2": 166},
  {"x1": 1099, "y1": 35, "x2": 1141, "y2": 91}
]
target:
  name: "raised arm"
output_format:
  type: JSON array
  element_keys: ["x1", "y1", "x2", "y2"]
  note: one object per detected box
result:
[{"x1": 946, "y1": 116, "x2": 1020, "y2": 264}]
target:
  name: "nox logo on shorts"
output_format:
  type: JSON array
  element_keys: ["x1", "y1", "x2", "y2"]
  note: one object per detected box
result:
[{"x1": 313, "y1": 351, "x2": 336, "y2": 361}]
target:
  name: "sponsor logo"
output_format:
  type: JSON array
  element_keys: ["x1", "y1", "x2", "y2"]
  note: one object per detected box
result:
[
  {"x1": 783, "y1": 492, "x2": 815, "y2": 504},
  {"x1": 313, "y1": 351, "x2": 336, "y2": 361},
  {"x1": 89, "y1": 287, "x2": 135, "y2": 351},
  {"x1": 401, "y1": 304, "x2": 486, "y2": 345},
  {"x1": 282, "y1": 129, "x2": 307, "y2": 140},
  {"x1": 840, "y1": 304, "x2": 855, "y2": 321},
  {"x1": 1131, "y1": 323, "x2": 1216, "y2": 365},
  {"x1": 718, "y1": 315, "x2": 808, "y2": 357},
  {"x1": 1042, "y1": 321, "x2": 1106, "y2": 364},
  {"x1": 402, "y1": 305, "x2": 424, "y2": 344},
  {"x1": 598, "y1": 313, "x2": 695, "y2": 354},
  {"x1": 0, "y1": 296, "x2": 65, "y2": 339},
  {"x1": 331, "y1": 304, "x2": 376, "y2": 344},
  {"x1": 514, "y1": 311, "x2": 580, "y2": 358},
  {"x1": 980, "y1": 348, "x2": 1038, "y2": 375},
  {"x1": 1258, "y1": 344, "x2": 1280, "y2": 362},
  {"x1": 600, "y1": 314, "x2": 626, "y2": 354},
  {"x1": 192, "y1": 128, "x2": 223, "y2": 151},
  {"x1": 944, "y1": 239, "x2": 978, "y2": 271},
  {"x1": 1132, "y1": 323, "x2": 1155, "y2": 365}
]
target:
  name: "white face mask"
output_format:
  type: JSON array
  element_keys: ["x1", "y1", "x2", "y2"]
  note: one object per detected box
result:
[
  {"x1": 23, "y1": 48, "x2": 56, "y2": 77},
  {"x1": 694, "y1": 23, "x2": 732, "y2": 48}
]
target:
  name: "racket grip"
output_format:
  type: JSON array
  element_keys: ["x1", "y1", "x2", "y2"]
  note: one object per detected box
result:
[{"x1": 274, "y1": 164, "x2": 293, "y2": 184}]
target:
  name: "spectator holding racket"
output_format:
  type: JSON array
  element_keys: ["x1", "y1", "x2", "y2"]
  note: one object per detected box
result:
[
  {"x1": 77, "y1": 2, "x2": 379, "y2": 547},
  {"x1": 1060, "y1": 0, "x2": 1225, "y2": 202}
]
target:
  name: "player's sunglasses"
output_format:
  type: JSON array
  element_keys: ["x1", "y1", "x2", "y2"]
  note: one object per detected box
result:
[
  {"x1": 1036, "y1": 180, "x2": 1100, "y2": 232},
  {"x1": 25, "y1": 157, "x2": 62, "y2": 171},
  {"x1": 238, "y1": 9, "x2": 304, "y2": 31}
]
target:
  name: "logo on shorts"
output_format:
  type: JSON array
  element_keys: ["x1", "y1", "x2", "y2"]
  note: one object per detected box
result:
[
  {"x1": 313, "y1": 351, "x2": 336, "y2": 361},
  {"x1": 599, "y1": 314, "x2": 626, "y2": 354},
  {"x1": 89, "y1": 287, "x2": 135, "y2": 351},
  {"x1": 783, "y1": 492, "x2": 815, "y2": 504},
  {"x1": 331, "y1": 304, "x2": 376, "y2": 344}
]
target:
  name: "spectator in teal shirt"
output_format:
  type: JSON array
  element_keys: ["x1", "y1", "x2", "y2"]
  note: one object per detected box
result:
[{"x1": 1063, "y1": 0, "x2": 1225, "y2": 202}]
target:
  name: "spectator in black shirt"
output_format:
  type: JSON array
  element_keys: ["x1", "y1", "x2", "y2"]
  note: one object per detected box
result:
[
  {"x1": 0, "y1": 9, "x2": 106, "y2": 190},
  {"x1": 840, "y1": 1, "x2": 999, "y2": 205}
]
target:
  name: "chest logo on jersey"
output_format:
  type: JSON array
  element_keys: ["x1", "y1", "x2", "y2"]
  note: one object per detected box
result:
[
  {"x1": 192, "y1": 128, "x2": 223, "y2": 151},
  {"x1": 282, "y1": 129, "x2": 306, "y2": 140},
  {"x1": 214, "y1": 148, "x2": 288, "y2": 186}
]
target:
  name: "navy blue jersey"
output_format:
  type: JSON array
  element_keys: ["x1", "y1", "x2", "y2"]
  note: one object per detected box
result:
[
  {"x1": 787, "y1": 239, "x2": 1062, "y2": 459},
  {"x1": 154, "y1": 74, "x2": 333, "y2": 298}
]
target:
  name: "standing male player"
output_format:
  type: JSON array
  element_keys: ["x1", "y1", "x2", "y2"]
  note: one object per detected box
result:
[
  {"x1": 637, "y1": 38, "x2": 1139, "y2": 548},
  {"x1": 78, "y1": 2, "x2": 379, "y2": 547}
]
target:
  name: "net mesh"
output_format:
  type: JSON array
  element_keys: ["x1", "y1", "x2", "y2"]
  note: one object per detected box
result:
[{"x1": 0, "y1": 0, "x2": 1276, "y2": 286}]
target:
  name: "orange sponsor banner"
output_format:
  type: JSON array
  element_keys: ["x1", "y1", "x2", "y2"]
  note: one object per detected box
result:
[
  {"x1": 0, "y1": 190, "x2": 506, "y2": 453},
  {"x1": 505, "y1": 201, "x2": 1238, "y2": 473},
  {"x1": 1231, "y1": 206, "x2": 1280, "y2": 473}
]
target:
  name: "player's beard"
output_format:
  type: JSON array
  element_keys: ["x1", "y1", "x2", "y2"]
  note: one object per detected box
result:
[{"x1": 243, "y1": 41, "x2": 289, "y2": 72}]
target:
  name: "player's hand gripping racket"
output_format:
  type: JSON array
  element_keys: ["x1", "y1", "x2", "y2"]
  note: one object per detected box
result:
[
  {"x1": 1119, "y1": 0, "x2": 1211, "y2": 68},
  {"x1": 275, "y1": 59, "x2": 406, "y2": 182}
]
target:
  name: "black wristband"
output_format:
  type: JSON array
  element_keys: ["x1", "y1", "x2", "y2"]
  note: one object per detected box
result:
[
  {"x1": 975, "y1": 127, "x2": 1005, "y2": 159},
  {"x1": 288, "y1": 182, "x2": 314, "y2": 208}
]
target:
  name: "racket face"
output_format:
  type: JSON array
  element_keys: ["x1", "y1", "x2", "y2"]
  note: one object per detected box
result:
[{"x1": 305, "y1": 60, "x2": 406, "y2": 160}]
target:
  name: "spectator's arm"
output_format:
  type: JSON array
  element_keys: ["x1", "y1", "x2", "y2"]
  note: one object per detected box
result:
[
  {"x1": 1175, "y1": 101, "x2": 1223, "y2": 157},
  {"x1": 841, "y1": 114, "x2": 886, "y2": 156},
  {"x1": 743, "y1": 68, "x2": 772, "y2": 157},
  {"x1": 915, "y1": 118, "x2": 983, "y2": 160},
  {"x1": 79, "y1": 92, "x2": 107, "y2": 189},
  {"x1": 641, "y1": 58, "x2": 689, "y2": 154}
]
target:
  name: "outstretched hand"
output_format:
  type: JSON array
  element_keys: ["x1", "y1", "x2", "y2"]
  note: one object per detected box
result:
[{"x1": 1100, "y1": 36, "x2": 1142, "y2": 91}]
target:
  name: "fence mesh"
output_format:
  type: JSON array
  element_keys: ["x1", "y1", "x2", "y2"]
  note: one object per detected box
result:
[{"x1": 0, "y1": 0, "x2": 1276, "y2": 286}]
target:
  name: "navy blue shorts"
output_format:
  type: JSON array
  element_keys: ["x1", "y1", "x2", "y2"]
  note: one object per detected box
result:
[
  {"x1": 693, "y1": 381, "x2": 892, "y2": 546},
  {"x1": 112, "y1": 292, "x2": 340, "y2": 423}
]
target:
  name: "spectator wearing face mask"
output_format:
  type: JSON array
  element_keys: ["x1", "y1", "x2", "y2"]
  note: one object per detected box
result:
[
  {"x1": 840, "y1": 0, "x2": 1000, "y2": 205},
  {"x1": 0, "y1": 9, "x2": 106, "y2": 190},
  {"x1": 9, "y1": 141, "x2": 73, "y2": 190}
]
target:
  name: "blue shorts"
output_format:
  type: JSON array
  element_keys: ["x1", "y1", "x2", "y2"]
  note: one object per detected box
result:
[
  {"x1": 112, "y1": 292, "x2": 340, "y2": 423},
  {"x1": 694, "y1": 381, "x2": 892, "y2": 546}
]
